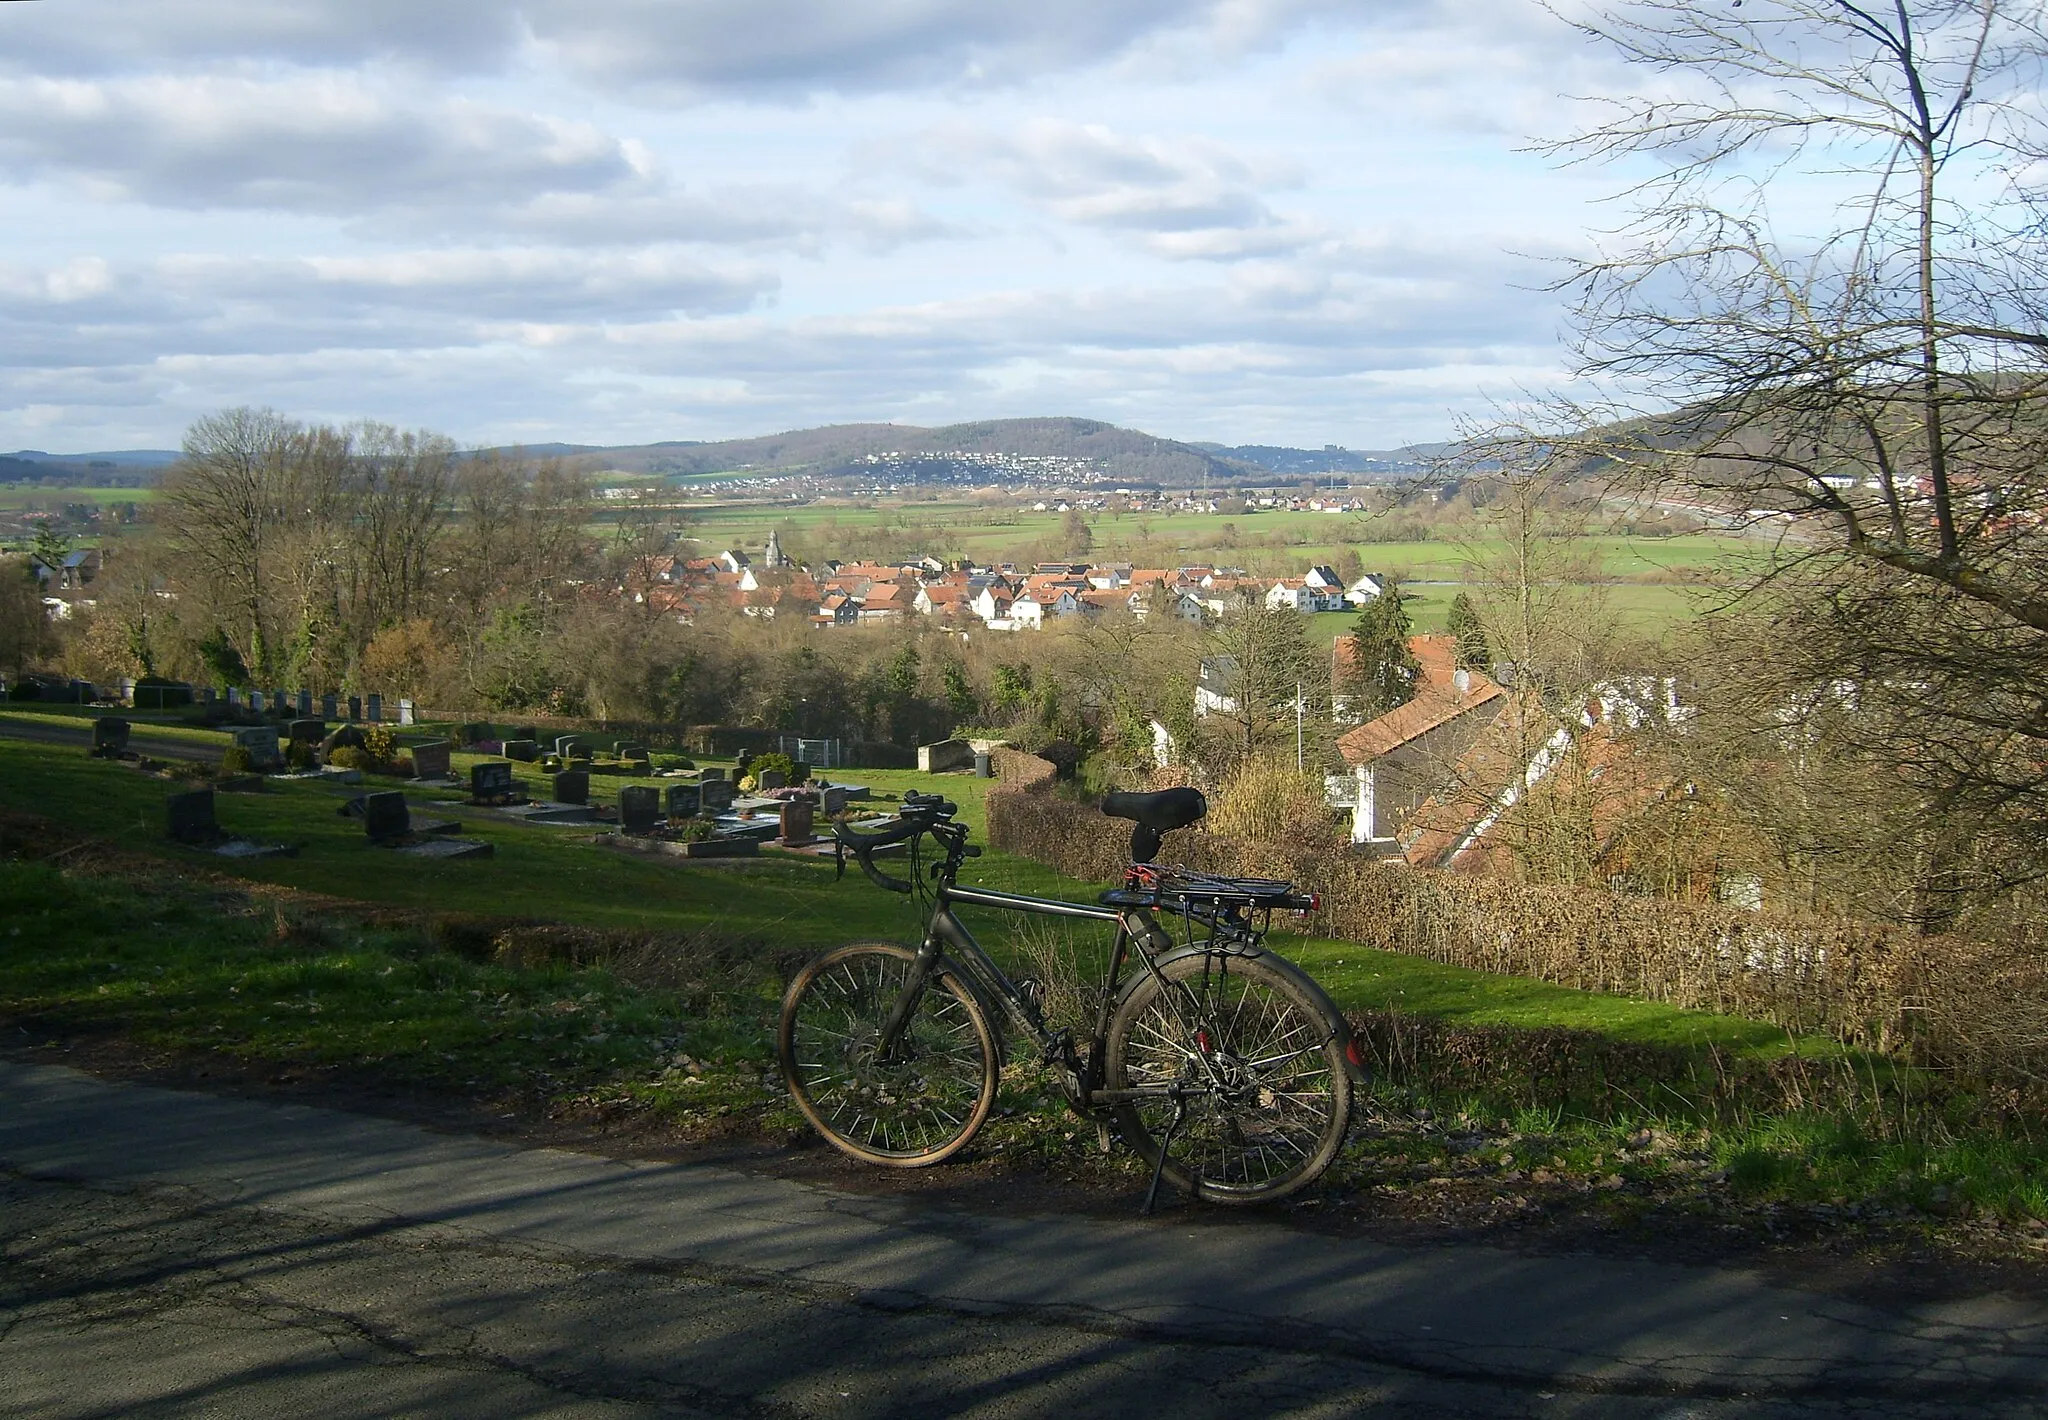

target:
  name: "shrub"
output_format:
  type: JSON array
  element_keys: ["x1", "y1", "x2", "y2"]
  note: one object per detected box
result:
[
  {"x1": 284, "y1": 740, "x2": 315, "y2": 771},
  {"x1": 676, "y1": 816, "x2": 719, "y2": 842},
  {"x1": 362, "y1": 725, "x2": 398, "y2": 763},
  {"x1": 653, "y1": 753, "x2": 695, "y2": 772},
  {"x1": 219, "y1": 745, "x2": 254, "y2": 775},
  {"x1": 751, "y1": 751, "x2": 797, "y2": 782},
  {"x1": 394, "y1": 753, "x2": 416, "y2": 778},
  {"x1": 7, "y1": 681, "x2": 39, "y2": 701},
  {"x1": 326, "y1": 746, "x2": 370, "y2": 771}
]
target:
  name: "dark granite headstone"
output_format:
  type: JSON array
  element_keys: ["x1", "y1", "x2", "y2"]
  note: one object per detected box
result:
[
  {"x1": 296, "y1": 690, "x2": 313, "y2": 718},
  {"x1": 701, "y1": 777, "x2": 735, "y2": 812},
  {"x1": 821, "y1": 785, "x2": 848, "y2": 817},
  {"x1": 366, "y1": 693, "x2": 383, "y2": 723},
  {"x1": 410, "y1": 741, "x2": 452, "y2": 780},
  {"x1": 503, "y1": 739, "x2": 538, "y2": 762},
  {"x1": 322, "y1": 692, "x2": 339, "y2": 720},
  {"x1": 249, "y1": 690, "x2": 265, "y2": 714},
  {"x1": 618, "y1": 785, "x2": 660, "y2": 834},
  {"x1": 231, "y1": 725, "x2": 283, "y2": 771},
  {"x1": 167, "y1": 789, "x2": 218, "y2": 844},
  {"x1": 699, "y1": 767, "x2": 726, "y2": 782},
  {"x1": 555, "y1": 736, "x2": 586, "y2": 759},
  {"x1": 362, "y1": 791, "x2": 410, "y2": 841},
  {"x1": 553, "y1": 770, "x2": 589, "y2": 805},
  {"x1": 347, "y1": 695, "x2": 362, "y2": 722},
  {"x1": 665, "y1": 783, "x2": 701, "y2": 819},
  {"x1": 757, "y1": 769, "x2": 787, "y2": 790},
  {"x1": 471, "y1": 761, "x2": 516, "y2": 803},
  {"x1": 791, "y1": 761, "x2": 811, "y2": 785},
  {"x1": 91, "y1": 718, "x2": 131, "y2": 757},
  {"x1": 778, "y1": 797, "x2": 816, "y2": 846},
  {"x1": 288, "y1": 718, "x2": 325, "y2": 744}
]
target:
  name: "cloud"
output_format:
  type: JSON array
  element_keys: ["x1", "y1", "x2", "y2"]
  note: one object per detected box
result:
[
  {"x1": 0, "y1": 74, "x2": 956, "y2": 251},
  {"x1": 904, "y1": 119, "x2": 1319, "y2": 258},
  {"x1": 0, "y1": 0, "x2": 1348, "y2": 95}
]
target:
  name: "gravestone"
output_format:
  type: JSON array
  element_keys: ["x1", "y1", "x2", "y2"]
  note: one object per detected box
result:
[
  {"x1": 735, "y1": 750, "x2": 754, "y2": 779},
  {"x1": 503, "y1": 739, "x2": 538, "y2": 762},
  {"x1": 166, "y1": 789, "x2": 219, "y2": 844},
  {"x1": 398, "y1": 698, "x2": 415, "y2": 726},
  {"x1": 296, "y1": 690, "x2": 313, "y2": 717},
  {"x1": 471, "y1": 761, "x2": 516, "y2": 804},
  {"x1": 226, "y1": 688, "x2": 241, "y2": 707},
  {"x1": 917, "y1": 738, "x2": 973, "y2": 773},
  {"x1": 665, "y1": 783, "x2": 701, "y2": 819},
  {"x1": 757, "y1": 768, "x2": 787, "y2": 790},
  {"x1": 198, "y1": 688, "x2": 217, "y2": 706},
  {"x1": 821, "y1": 785, "x2": 848, "y2": 817},
  {"x1": 230, "y1": 725, "x2": 283, "y2": 771},
  {"x1": 366, "y1": 693, "x2": 382, "y2": 723},
  {"x1": 249, "y1": 691, "x2": 265, "y2": 714},
  {"x1": 618, "y1": 785, "x2": 660, "y2": 834},
  {"x1": 555, "y1": 736, "x2": 588, "y2": 759},
  {"x1": 288, "y1": 718, "x2": 325, "y2": 745},
  {"x1": 700, "y1": 777, "x2": 735, "y2": 812},
  {"x1": 778, "y1": 797, "x2": 816, "y2": 847},
  {"x1": 322, "y1": 724, "x2": 367, "y2": 755},
  {"x1": 119, "y1": 678, "x2": 136, "y2": 705},
  {"x1": 699, "y1": 767, "x2": 726, "y2": 783},
  {"x1": 552, "y1": 770, "x2": 589, "y2": 805},
  {"x1": 90, "y1": 718, "x2": 131, "y2": 758},
  {"x1": 322, "y1": 693, "x2": 339, "y2": 720},
  {"x1": 347, "y1": 695, "x2": 362, "y2": 722},
  {"x1": 270, "y1": 691, "x2": 287, "y2": 716},
  {"x1": 410, "y1": 740, "x2": 452, "y2": 780},
  {"x1": 361, "y1": 791, "x2": 410, "y2": 842},
  {"x1": 791, "y1": 761, "x2": 811, "y2": 785}
]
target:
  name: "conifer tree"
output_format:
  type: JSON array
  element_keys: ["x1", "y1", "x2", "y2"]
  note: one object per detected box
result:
[
  {"x1": 1345, "y1": 581, "x2": 1419, "y2": 720},
  {"x1": 1445, "y1": 591, "x2": 1489, "y2": 672}
]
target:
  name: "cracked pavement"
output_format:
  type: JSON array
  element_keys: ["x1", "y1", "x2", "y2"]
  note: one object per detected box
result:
[{"x1": 4, "y1": 1063, "x2": 2047, "y2": 1417}]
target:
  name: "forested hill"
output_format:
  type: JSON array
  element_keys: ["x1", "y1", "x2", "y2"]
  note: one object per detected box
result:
[{"x1": 528, "y1": 418, "x2": 1255, "y2": 486}]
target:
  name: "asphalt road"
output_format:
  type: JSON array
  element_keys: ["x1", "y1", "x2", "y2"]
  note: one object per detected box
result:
[{"x1": 4, "y1": 1061, "x2": 2046, "y2": 1419}]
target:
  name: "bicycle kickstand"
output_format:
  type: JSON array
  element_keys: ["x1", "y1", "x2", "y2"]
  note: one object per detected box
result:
[{"x1": 1140, "y1": 1092, "x2": 1188, "y2": 1216}]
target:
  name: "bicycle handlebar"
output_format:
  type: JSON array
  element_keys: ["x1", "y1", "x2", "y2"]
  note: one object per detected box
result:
[{"x1": 832, "y1": 792, "x2": 975, "y2": 895}]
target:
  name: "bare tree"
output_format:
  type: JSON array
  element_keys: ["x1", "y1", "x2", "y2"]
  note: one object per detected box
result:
[{"x1": 1530, "y1": 0, "x2": 2048, "y2": 908}]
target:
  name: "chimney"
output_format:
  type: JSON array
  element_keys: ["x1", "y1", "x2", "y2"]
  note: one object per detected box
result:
[{"x1": 1452, "y1": 668, "x2": 1471, "y2": 698}]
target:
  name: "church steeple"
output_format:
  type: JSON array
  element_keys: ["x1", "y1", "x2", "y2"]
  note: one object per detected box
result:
[{"x1": 765, "y1": 528, "x2": 792, "y2": 568}]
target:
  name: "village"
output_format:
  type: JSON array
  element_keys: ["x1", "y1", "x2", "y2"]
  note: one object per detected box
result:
[{"x1": 634, "y1": 530, "x2": 1375, "y2": 629}]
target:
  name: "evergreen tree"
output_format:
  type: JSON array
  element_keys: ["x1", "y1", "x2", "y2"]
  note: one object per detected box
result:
[
  {"x1": 1445, "y1": 591, "x2": 1490, "y2": 672},
  {"x1": 1345, "y1": 581, "x2": 1420, "y2": 721},
  {"x1": 29, "y1": 521, "x2": 70, "y2": 575}
]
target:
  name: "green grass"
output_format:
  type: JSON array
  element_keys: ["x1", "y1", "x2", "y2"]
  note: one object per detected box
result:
[{"x1": 6, "y1": 732, "x2": 2044, "y2": 1223}]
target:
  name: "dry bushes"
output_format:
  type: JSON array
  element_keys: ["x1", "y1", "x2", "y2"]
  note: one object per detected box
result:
[{"x1": 983, "y1": 754, "x2": 2048, "y2": 1084}]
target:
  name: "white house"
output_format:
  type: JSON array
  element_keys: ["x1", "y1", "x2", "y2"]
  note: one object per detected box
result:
[{"x1": 1345, "y1": 573, "x2": 1388, "y2": 607}]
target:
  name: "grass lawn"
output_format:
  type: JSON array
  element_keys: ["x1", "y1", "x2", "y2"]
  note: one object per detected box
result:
[
  {"x1": 5, "y1": 732, "x2": 2039, "y2": 1222},
  {"x1": 0, "y1": 734, "x2": 1808, "y2": 1063}
]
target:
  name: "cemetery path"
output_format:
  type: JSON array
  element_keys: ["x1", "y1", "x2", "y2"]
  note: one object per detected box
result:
[
  {"x1": 0, "y1": 715, "x2": 216, "y2": 763},
  {"x1": 5, "y1": 1060, "x2": 2047, "y2": 1420}
]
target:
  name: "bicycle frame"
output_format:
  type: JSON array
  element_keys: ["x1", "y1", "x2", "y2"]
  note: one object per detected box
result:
[{"x1": 878, "y1": 879, "x2": 1233, "y2": 1108}]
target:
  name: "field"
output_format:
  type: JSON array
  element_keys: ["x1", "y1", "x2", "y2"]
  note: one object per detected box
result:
[{"x1": 660, "y1": 498, "x2": 1748, "y2": 634}]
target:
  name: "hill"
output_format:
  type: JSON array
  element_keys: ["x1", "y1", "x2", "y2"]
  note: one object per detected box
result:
[{"x1": 521, "y1": 418, "x2": 1254, "y2": 487}]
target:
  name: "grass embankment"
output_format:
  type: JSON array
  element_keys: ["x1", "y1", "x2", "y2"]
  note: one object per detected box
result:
[{"x1": 2, "y1": 730, "x2": 2041, "y2": 1230}]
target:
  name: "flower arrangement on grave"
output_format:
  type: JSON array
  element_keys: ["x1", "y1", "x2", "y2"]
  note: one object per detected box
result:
[
  {"x1": 737, "y1": 774, "x2": 759, "y2": 793},
  {"x1": 675, "y1": 816, "x2": 718, "y2": 842}
]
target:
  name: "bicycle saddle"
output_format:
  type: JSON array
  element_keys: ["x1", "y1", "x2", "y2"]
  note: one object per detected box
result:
[{"x1": 1101, "y1": 787, "x2": 1207, "y2": 864}]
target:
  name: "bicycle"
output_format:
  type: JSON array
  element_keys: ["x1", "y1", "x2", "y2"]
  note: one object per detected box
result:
[{"x1": 778, "y1": 786, "x2": 1363, "y2": 1208}]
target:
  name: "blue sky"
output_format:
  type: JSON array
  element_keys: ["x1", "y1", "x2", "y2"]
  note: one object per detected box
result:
[{"x1": 0, "y1": 1, "x2": 1660, "y2": 452}]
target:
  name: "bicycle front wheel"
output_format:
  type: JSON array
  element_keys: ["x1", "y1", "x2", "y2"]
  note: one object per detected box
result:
[
  {"x1": 1105, "y1": 949, "x2": 1351, "y2": 1204},
  {"x1": 779, "y1": 942, "x2": 999, "y2": 1167}
]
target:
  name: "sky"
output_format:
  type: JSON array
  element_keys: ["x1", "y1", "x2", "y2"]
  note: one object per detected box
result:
[{"x1": 0, "y1": 0, "x2": 1670, "y2": 453}]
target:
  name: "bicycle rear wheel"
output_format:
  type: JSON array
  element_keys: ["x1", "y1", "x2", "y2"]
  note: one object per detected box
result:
[
  {"x1": 779, "y1": 942, "x2": 999, "y2": 1166},
  {"x1": 1105, "y1": 949, "x2": 1351, "y2": 1204}
]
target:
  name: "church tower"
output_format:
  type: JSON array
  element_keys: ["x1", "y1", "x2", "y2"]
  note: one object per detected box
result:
[{"x1": 764, "y1": 528, "x2": 793, "y2": 568}]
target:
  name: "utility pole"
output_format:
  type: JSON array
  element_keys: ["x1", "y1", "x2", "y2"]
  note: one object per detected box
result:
[{"x1": 1296, "y1": 681, "x2": 1304, "y2": 772}]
